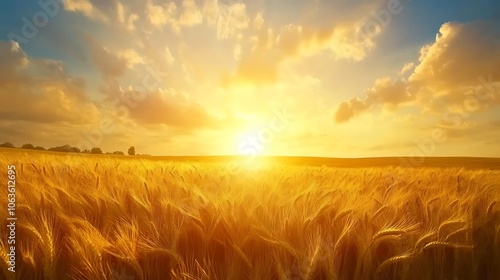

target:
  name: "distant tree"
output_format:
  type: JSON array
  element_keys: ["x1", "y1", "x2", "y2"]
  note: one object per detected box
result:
[
  {"x1": 82, "y1": 149, "x2": 91, "y2": 154},
  {"x1": 112, "y1": 151, "x2": 125, "y2": 155},
  {"x1": 22, "y1": 143, "x2": 35, "y2": 149},
  {"x1": 128, "y1": 146, "x2": 135, "y2": 156},
  {"x1": 48, "y1": 144, "x2": 80, "y2": 153},
  {"x1": 0, "y1": 142, "x2": 15, "y2": 148},
  {"x1": 49, "y1": 144, "x2": 67, "y2": 152},
  {"x1": 34, "y1": 146, "x2": 46, "y2": 151},
  {"x1": 91, "y1": 147, "x2": 103, "y2": 154}
]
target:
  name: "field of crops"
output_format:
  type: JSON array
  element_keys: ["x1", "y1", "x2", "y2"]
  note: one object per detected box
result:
[{"x1": 0, "y1": 150, "x2": 499, "y2": 279}]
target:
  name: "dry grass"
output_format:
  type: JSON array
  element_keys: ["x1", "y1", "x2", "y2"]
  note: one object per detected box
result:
[{"x1": 0, "y1": 151, "x2": 499, "y2": 280}]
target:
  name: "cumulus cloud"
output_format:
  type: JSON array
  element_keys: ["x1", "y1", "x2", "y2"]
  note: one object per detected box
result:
[
  {"x1": 367, "y1": 78, "x2": 413, "y2": 105},
  {"x1": 214, "y1": 2, "x2": 249, "y2": 39},
  {"x1": 146, "y1": 0, "x2": 178, "y2": 28},
  {"x1": 179, "y1": 0, "x2": 203, "y2": 26},
  {"x1": 333, "y1": 78, "x2": 412, "y2": 123},
  {"x1": 145, "y1": 0, "x2": 206, "y2": 32},
  {"x1": 409, "y1": 20, "x2": 500, "y2": 91},
  {"x1": 201, "y1": 0, "x2": 250, "y2": 38},
  {"x1": 226, "y1": 0, "x2": 394, "y2": 86},
  {"x1": 118, "y1": 49, "x2": 146, "y2": 69},
  {"x1": 83, "y1": 35, "x2": 129, "y2": 77},
  {"x1": 0, "y1": 41, "x2": 99, "y2": 124},
  {"x1": 400, "y1": 62, "x2": 414, "y2": 75},
  {"x1": 0, "y1": 41, "x2": 28, "y2": 82},
  {"x1": 334, "y1": 20, "x2": 500, "y2": 123},
  {"x1": 63, "y1": 0, "x2": 108, "y2": 22},
  {"x1": 130, "y1": 90, "x2": 218, "y2": 129},
  {"x1": 101, "y1": 83, "x2": 227, "y2": 131},
  {"x1": 334, "y1": 97, "x2": 370, "y2": 123},
  {"x1": 116, "y1": 2, "x2": 139, "y2": 30},
  {"x1": 63, "y1": 0, "x2": 94, "y2": 16},
  {"x1": 62, "y1": 0, "x2": 389, "y2": 90},
  {"x1": 253, "y1": 12, "x2": 264, "y2": 30}
]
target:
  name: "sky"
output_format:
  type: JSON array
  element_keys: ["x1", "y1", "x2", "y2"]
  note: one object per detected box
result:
[{"x1": 0, "y1": 0, "x2": 500, "y2": 157}]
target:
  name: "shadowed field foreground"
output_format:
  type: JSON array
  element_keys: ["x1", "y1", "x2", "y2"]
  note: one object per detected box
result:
[{"x1": 1, "y1": 152, "x2": 499, "y2": 280}]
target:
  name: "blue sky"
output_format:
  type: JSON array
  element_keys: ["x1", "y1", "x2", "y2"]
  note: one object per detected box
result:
[{"x1": 0, "y1": 0, "x2": 499, "y2": 157}]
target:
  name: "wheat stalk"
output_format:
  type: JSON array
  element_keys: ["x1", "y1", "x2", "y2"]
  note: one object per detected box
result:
[
  {"x1": 231, "y1": 244, "x2": 253, "y2": 269},
  {"x1": 304, "y1": 241, "x2": 321, "y2": 280},
  {"x1": 42, "y1": 218, "x2": 56, "y2": 280},
  {"x1": 449, "y1": 199, "x2": 459, "y2": 209},
  {"x1": 372, "y1": 205, "x2": 388, "y2": 220},
  {"x1": 333, "y1": 220, "x2": 357, "y2": 255},
  {"x1": 487, "y1": 200, "x2": 496, "y2": 215}
]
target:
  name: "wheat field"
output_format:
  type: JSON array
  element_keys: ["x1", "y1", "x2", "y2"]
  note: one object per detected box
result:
[{"x1": 0, "y1": 150, "x2": 499, "y2": 280}]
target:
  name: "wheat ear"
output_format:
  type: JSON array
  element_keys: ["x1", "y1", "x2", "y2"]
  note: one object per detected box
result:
[
  {"x1": 423, "y1": 241, "x2": 473, "y2": 250},
  {"x1": 376, "y1": 253, "x2": 414, "y2": 275}
]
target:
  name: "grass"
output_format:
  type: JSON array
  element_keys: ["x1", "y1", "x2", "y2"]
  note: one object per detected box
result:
[{"x1": 0, "y1": 149, "x2": 499, "y2": 279}]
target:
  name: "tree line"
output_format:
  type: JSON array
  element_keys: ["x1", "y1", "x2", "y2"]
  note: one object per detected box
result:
[{"x1": 0, "y1": 142, "x2": 137, "y2": 156}]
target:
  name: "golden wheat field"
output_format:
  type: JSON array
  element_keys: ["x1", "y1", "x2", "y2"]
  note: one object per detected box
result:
[{"x1": 1, "y1": 150, "x2": 499, "y2": 280}]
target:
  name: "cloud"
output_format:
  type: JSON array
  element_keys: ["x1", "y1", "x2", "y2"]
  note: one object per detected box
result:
[
  {"x1": 58, "y1": 0, "x2": 394, "y2": 90},
  {"x1": 367, "y1": 78, "x2": 413, "y2": 105},
  {"x1": 334, "y1": 78, "x2": 412, "y2": 123},
  {"x1": 214, "y1": 2, "x2": 249, "y2": 39},
  {"x1": 334, "y1": 97, "x2": 370, "y2": 123},
  {"x1": 409, "y1": 20, "x2": 500, "y2": 91},
  {"x1": 179, "y1": 0, "x2": 203, "y2": 26},
  {"x1": 334, "y1": 20, "x2": 500, "y2": 123},
  {"x1": 433, "y1": 119, "x2": 500, "y2": 142},
  {"x1": 0, "y1": 41, "x2": 99, "y2": 124},
  {"x1": 201, "y1": 0, "x2": 250, "y2": 38},
  {"x1": 130, "y1": 90, "x2": 218, "y2": 129},
  {"x1": 101, "y1": 83, "x2": 227, "y2": 131},
  {"x1": 116, "y1": 2, "x2": 139, "y2": 30},
  {"x1": 64, "y1": 0, "x2": 146, "y2": 32},
  {"x1": 253, "y1": 12, "x2": 264, "y2": 30},
  {"x1": 165, "y1": 47, "x2": 175, "y2": 65},
  {"x1": 118, "y1": 49, "x2": 145, "y2": 69},
  {"x1": 0, "y1": 120, "x2": 88, "y2": 147},
  {"x1": 145, "y1": 0, "x2": 205, "y2": 31},
  {"x1": 400, "y1": 62, "x2": 414, "y2": 75},
  {"x1": 226, "y1": 0, "x2": 394, "y2": 86},
  {"x1": 63, "y1": 0, "x2": 108, "y2": 22},
  {"x1": 146, "y1": 0, "x2": 178, "y2": 28},
  {"x1": 0, "y1": 41, "x2": 28, "y2": 82},
  {"x1": 83, "y1": 35, "x2": 128, "y2": 78},
  {"x1": 63, "y1": 0, "x2": 94, "y2": 16}
]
